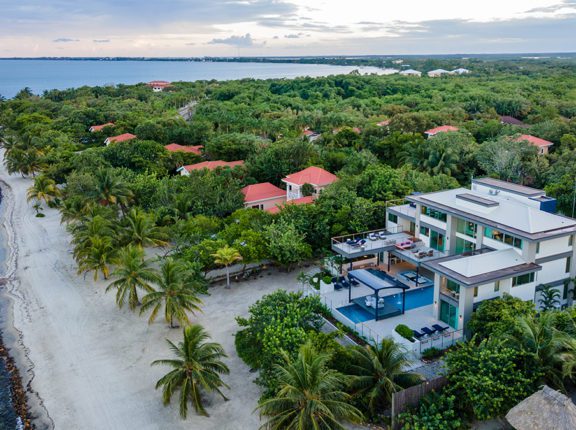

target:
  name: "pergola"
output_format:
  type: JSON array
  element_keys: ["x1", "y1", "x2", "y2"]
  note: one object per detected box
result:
[{"x1": 347, "y1": 269, "x2": 409, "y2": 321}]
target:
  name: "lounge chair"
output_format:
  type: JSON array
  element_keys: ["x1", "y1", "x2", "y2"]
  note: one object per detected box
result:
[
  {"x1": 365, "y1": 296, "x2": 375, "y2": 308},
  {"x1": 378, "y1": 231, "x2": 387, "y2": 239},
  {"x1": 395, "y1": 240, "x2": 414, "y2": 251},
  {"x1": 421, "y1": 327, "x2": 436, "y2": 336},
  {"x1": 427, "y1": 249, "x2": 434, "y2": 257},
  {"x1": 334, "y1": 282, "x2": 343, "y2": 291},
  {"x1": 412, "y1": 330, "x2": 425, "y2": 340},
  {"x1": 368, "y1": 232, "x2": 379, "y2": 241},
  {"x1": 346, "y1": 238, "x2": 359, "y2": 246},
  {"x1": 341, "y1": 279, "x2": 351, "y2": 289},
  {"x1": 350, "y1": 278, "x2": 360, "y2": 287},
  {"x1": 432, "y1": 324, "x2": 449, "y2": 333}
]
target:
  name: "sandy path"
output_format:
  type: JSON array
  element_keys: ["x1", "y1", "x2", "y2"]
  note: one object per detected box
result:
[{"x1": 0, "y1": 163, "x2": 302, "y2": 430}]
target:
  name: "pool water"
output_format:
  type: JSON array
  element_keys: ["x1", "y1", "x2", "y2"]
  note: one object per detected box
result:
[
  {"x1": 336, "y1": 304, "x2": 374, "y2": 323},
  {"x1": 385, "y1": 286, "x2": 434, "y2": 311}
]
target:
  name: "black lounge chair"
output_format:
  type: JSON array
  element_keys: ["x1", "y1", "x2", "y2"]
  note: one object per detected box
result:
[
  {"x1": 432, "y1": 324, "x2": 449, "y2": 333},
  {"x1": 334, "y1": 282, "x2": 343, "y2": 291},
  {"x1": 349, "y1": 278, "x2": 360, "y2": 287},
  {"x1": 346, "y1": 238, "x2": 359, "y2": 246},
  {"x1": 421, "y1": 327, "x2": 436, "y2": 336},
  {"x1": 341, "y1": 279, "x2": 351, "y2": 289},
  {"x1": 412, "y1": 330, "x2": 425, "y2": 340},
  {"x1": 351, "y1": 239, "x2": 366, "y2": 248}
]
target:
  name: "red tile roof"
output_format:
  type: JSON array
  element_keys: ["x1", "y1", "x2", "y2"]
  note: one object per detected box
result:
[
  {"x1": 514, "y1": 134, "x2": 553, "y2": 148},
  {"x1": 376, "y1": 120, "x2": 390, "y2": 127},
  {"x1": 303, "y1": 130, "x2": 318, "y2": 136},
  {"x1": 164, "y1": 143, "x2": 203, "y2": 155},
  {"x1": 147, "y1": 81, "x2": 171, "y2": 87},
  {"x1": 425, "y1": 125, "x2": 459, "y2": 135},
  {"x1": 242, "y1": 182, "x2": 285, "y2": 203},
  {"x1": 90, "y1": 122, "x2": 114, "y2": 132},
  {"x1": 106, "y1": 133, "x2": 137, "y2": 143},
  {"x1": 283, "y1": 166, "x2": 338, "y2": 187},
  {"x1": 182, "y1": 160, "x2": 244, "y2": 172},
  {"x1": 265, "y1": 195, "x2": 316, "y2": 214}
]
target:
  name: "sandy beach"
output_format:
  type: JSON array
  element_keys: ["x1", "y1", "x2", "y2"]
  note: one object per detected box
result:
[{"x1": 0, "y1": 161, "x2": 302, "y2": 430}]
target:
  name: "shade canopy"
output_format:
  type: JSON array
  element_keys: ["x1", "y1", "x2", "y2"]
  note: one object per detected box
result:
[
  {"x1": 506, "y1": 386, "x2": 576, "y2": 430},
  {"x1": 348, "y1": 269, "x2": 408, "y2": 292}
]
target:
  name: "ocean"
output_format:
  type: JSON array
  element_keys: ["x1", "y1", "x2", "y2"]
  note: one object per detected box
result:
[{"x1": 0, "y1": 59, "x2": 394, "y2": 99}]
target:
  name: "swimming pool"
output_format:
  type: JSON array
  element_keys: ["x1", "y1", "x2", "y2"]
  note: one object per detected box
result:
[
  {"x1": 384, "y1": 286, "x2": 434, "y2": 311},
  {"x1": 336, "y1": 304, "x2": 374, "y2": 323}
]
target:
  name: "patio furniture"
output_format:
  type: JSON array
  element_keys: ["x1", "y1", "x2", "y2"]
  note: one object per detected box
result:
[
  {"x1": 341, "y1": 279, "x2": 351, "y2": 289},
  {"x1": 334, "y1": 282, "x2": 343, "y2": 291},
  {"x1": 346, "y1": 238, "x2": 360, "y2": 246},
  {"x1": 432, "y1": 324, "x2": 449, "y2": 333},
  {"x1": 417, "y1": 251, "x2": 427, "y2": 259},
  {"x1": 368, "y1": 232, "x2": 379, "y2": 241},
  {"x1": 412, "y1": 330, "x2": 425, "y2": 340},
  {"x1": 350, "y1": 278, "x2": 360, "y2": 287},
  {"x1": 421, "y1": 327, "x2": 436, "y2": 336},
  {"x1": 427, "y1": 249, "x2": 434, "y2": 257},
  {"x1": 395, "y1": 240, "x2": 414, "y2": 250},
  {"x1": 350, "y1": 239, "x2": 367, "y2": 248},
  {"x1": 365, "y1": 296, "x2": 375, "y2": 308},
  {"x1": 378, "y1": 231, "x2": 387, "y2": 239}
]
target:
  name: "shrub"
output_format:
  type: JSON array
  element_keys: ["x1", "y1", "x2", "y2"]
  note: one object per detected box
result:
[
  {"x1": 395, "y1": 324, "x2": 415, "y2": 342},
  {"x1": 398, "y1": 391, "x2": 463, "y2": 430},
  {"x1": 322, "y1": 275, "x2": 333, "y2": 284},
  {"x1": 421, "y1": 347, "x2": 444, "y2": 360}
]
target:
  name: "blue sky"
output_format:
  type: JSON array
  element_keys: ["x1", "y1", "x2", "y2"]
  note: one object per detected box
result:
[{"x1": 1, "y1": 0, "x2": 575, "y2": 56}]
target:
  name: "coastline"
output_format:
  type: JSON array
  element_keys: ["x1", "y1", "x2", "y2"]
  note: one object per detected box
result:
[{"x1": 0, "y1": 178, "x2": 53, "y2": 429}]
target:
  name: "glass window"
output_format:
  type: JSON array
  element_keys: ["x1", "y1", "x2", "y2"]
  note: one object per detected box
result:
[
  {"x1": 513, "y1": 237, "x2": 523, "y2": 249},
  {"x1": 567, "y1": 256, "x2": 572, "y2": 274},
  {"x1": 456, "y1": 218, "x2": 477, "y2": 238},
  {"x1": 420, "y1": 226, "x2": 430, "y2": 236},
  {"x1": 388, "y1": 213, "x2": 398, "y2": 223},
  {"x1": 473, "y1": 287, "x2": 478, "y2": 297},
  {"x1": 421, "y1": 205, "x2": 447, "y2": 222},
  {"x1": 512, "y1": 272, "x2": 535, "y2": 287},
  {"x1": 569, "y1": 236, "x2": 574, "y2": 247},
  {"x1": 447, "y1": 279, "x2": 460, "y2": 293},
  {"x1": 536, "y1": 242, "x2": 540, "y2": 254},
  {"x1": 494, "y1": 281, "x2": 500, "y2": 292}
]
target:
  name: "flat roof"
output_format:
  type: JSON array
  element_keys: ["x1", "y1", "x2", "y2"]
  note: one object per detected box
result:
[
  {"x1": 348, "y1": 269, "x2": 408, "y2": 291},
  {"x1": 456, "y1": 193, "x2": 499, "y2": 207},
  {"x1": 472, "y1": 177, "x2": 544, "y2": 197},
  {"x1": 407, "y1": 188, "x2": 576, "y2": 240},
  {"x1": 424, "y1": 248, "x2": 541, "y2": 286}
]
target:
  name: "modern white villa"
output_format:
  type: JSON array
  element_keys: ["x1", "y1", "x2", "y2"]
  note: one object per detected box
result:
[{"x1": 326, "y1": 177, "x2": 575, "y2": 350}]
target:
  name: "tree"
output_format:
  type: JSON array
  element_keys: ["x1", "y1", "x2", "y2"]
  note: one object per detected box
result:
[
  {"x1": 152, "y1": 324, "x2": 229, "y2": 418},
  {"x1": 140, "y1": 258, "x2": 203, "y2": 328},
  {"x1": 476, "y1": 137, "x2": 541, "y2": 184},
  {"x1": 204, "y1": 133, "x2": 262, "y2": 161},
  {"x1": 212, "y1": 246, "x2": 242, "y2": 289},
  {"x1": 26, "y1": 175, "x2": 61, "y2": 206},
  {"x1": 300, "y1": 182, "x2": 315, "y2": 197},
  {"x1": 106, "y1": 245, "x2": 158, "y2": 310},
  {"x1": 92, "y1": 168, "x2": 133, "y2": 207},
  {"x1": 257, "y1": 342, "x2": 363, "y2": 430},
  {"x1": 75, "y1": 235, "x2": 117, "y2": 280},
  {"x1": 348, "y1": 339, "x2": 421, "y2": 416},
  {"x1": 264, "y1": 221, "x2": 312, "y2": 269},
  {"x1": 121, "y1": 208, "x2": 168, "y2": 248},
  {"x1": 539, "y1": 284, "x2": 561, "y2": 311}
]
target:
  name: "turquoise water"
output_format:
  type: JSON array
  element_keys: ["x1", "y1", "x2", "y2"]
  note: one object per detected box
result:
[
  {"x1": 0, "y1": 60, "x2": 378, "y2": 99},
  {"x1": 384, "y1": 286, "x2": 434, "y2": 311},
  {"x1": 336, "y1": 304, "x2": 374, "y2": 323}
]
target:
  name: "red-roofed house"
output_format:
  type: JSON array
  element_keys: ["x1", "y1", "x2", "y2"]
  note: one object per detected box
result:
[
  {"x1": 424, "y1": 125, "x2": 459, "y2": 138},
  {"x1": 266, "y1": 196, "x2": 317, "y2": 214},
  {"x1": 282, "y1": 166, "x2": 338, "y2": 201},
  {"x1": 104, "y1": 133, "x2": 137, "y2": 146},
  {"x1": 302, "y1": 128, "x2": 321, "y2": 142},
  {"x1": 514, "y1": 134, "x2": 554, "y2": 155},
  {"x1": 164, "y1": 143, "x2": 203, "y2": 155},
  {"x1": 89, "y1": 122, "x2": 115, "y2": 133},
  {"x1": 147, "y1": 81, "x2": 172, "y2": 92},
  {"x1": 242, "y1": 182, "x2": 286, "y2": 210},
  {"x1": 177, "y1": 160, "x2": 244, "y2": 175}
]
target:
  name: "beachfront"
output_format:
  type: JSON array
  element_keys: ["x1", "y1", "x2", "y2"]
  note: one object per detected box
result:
[{"x1": 0, "y1": 158, "x2": 303, "y2": 429}]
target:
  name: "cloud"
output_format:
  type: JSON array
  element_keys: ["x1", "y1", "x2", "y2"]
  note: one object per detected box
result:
[
  {"x1": 53, "y1": 37, "x2": 79, "y2": 43},
  {"x1": 284, "y1": 32, "x2": 305, "y2": 38},
  {"x1": 208, "y1": 33, "x2": 264, "y2": 47},
  {"x1": 93, "y1": 39, "x2": 110, "y2": 43}
]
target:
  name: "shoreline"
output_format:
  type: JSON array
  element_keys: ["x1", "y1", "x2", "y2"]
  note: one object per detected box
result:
[{"x1": 0, "y1": 178, "x2": 53, "y2": 429}]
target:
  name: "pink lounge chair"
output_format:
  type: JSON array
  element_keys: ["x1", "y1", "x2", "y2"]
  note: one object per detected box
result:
[{"x1": 395, "y1": 240, "x2": 414, "y2": 251}]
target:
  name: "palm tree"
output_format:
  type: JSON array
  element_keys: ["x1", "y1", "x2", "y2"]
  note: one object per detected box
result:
[
  {"x1": 212, "y1": 246, "x2": 242, "y2": 289},
  {"x1": 106, "y1": 245, "x2": 158, "y2": 310},
  {"x1": 348, "y1": 339, "x2": 421, "y2": 416},
  {"x1": 152, "y1": 324, "x2": 230, "y2": 418},
  {"x1": 539, "y1": 284, "x2": 561, "y2": 311},
  {"x1": 503, "y1": 313, "x2": 567, "y2": 388},
  {"x1": 70, "y1": 215, "x2": 116, "y2": 251},
  {"x1": 140, "y1": 258, "x2": 203, "y2": 328},
  {"x1": 92, "y1": 168, "x2": 133, "y2": 207},
  {"x1": 27, "y1": 175, "x2": 61, "y2": 206},
  {"x1": 257, "y1": 342, "x2": 363, "y2": 430},
  {"x1": 122, "y1": 208, "x2": 168, "y2": 248},
  {"x1": 75, "y1": 235, "x2": 117, "y2": 280}
]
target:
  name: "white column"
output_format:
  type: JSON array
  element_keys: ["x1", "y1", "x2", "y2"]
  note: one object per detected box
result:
[
  {"x1": 415, "y1": 204, "x2": 422, "y2": 240},
  {"x1": 432, "y1": 273, "x2": 441, "y2": 319},
  {"x1": 476, "y1": 225, "x2": 484, "y2": 250},
  {"x1": 445, "y1": 214, "x2": 458, "y2": 255},
  {"x1": 458, "y1": 286, "x2": 474, "y2": 332}
]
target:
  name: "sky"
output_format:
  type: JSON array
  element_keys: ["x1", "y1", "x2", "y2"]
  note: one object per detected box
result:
[{"x1": 0, "y1": 0, "x2": 575, "y2": 57}]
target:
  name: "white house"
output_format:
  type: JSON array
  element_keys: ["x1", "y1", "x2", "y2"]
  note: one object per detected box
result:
[
  {"x1": 399, "y1": 69, "x2": 422, "y2": 77},
  {"x1": 427, "y1": 69, "x2": 451, "y2": 77},
  {"x1": 282, "y1": 166, "x2": 338, "y2": 201},
  {"x1": 452, "y1": 68, "x2": 470, "y2": 75},
  {"x1": 147, "y1": 81, "x2": 171, "y2": 92},
  {"x1": 384, "y1": 178, "x2": 575, "y2": 330}
]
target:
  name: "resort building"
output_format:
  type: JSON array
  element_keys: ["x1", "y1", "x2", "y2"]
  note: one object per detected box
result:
[
  {"x1": 427, "y1": 69, "x2": 451, "y2": 77},
  {"x1": 302, "y1": 128, "x2": 321, "y2": 142},
  {"x1": 147, "y1": 81, "x2": 172, "y2": 92},
  {"x1": 177, "y1": 160, "x2": 244, "y2": 175},
  {"x1": 282, "y1": 166, "x2": 339, "y2": 201},
  {"x1": 241, "y1": 182, "x2": 286, "y2": 211},
  {"x1": 514, "y1": 134, "x2": 554, "y2": 155},
  {"x1": 424, "y1": 125, "x2": 459, "y2": 138},
  {"x1": 89, "y1": 122, "x2": 114, "y2": 132},
  {"x1": 164, "y1": 143, "x2": 203, "y2": 155},
  {"x1": 499, "y1": 116, "x2": 529, "y2": 128},
  {"x1": 104, "y1": 133, "x2": 137, "y2": 146},
  {"x1": 451, "y1": 68, "x2": 470, "y2": 74},
  {"x1": 399, "y1": 69, "x2": 422, "y2": 77},
  {"x1": 326, "y1": 177, "x2": 575, "y2": 353}
]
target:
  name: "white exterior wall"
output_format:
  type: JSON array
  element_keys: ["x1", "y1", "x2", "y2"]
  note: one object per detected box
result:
[
  {"x1": 537, "y1": 236, "x2": 572, "y2": 259},
  {"x1": 536, "y1": 259, "x2": 571, "y2": 285},
  {"x1": 509, "y1": 281, "x2": 538, "y2": 302},
  {"x1": 472, "y1": 282, "x2": 501, "y2": 304}
]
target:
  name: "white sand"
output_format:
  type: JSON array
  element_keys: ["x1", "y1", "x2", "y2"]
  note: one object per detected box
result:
[{"x1": 0, "y1": 163, "x2": 303, "y2": 430}]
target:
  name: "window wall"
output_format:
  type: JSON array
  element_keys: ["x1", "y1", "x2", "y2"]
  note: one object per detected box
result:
[
  {"x1": 421, "y1": 205, "x2": 447, "y2": 222},
  {"x1": 484, "y1": 227, "x2": 523, "y2": 249}
]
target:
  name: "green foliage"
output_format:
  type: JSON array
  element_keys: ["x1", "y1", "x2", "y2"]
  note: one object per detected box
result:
[
  {"x1": 398, "y1": 391, "x2": 463, "y2": 430},
  {"x1": 264, "y1": 220, "x2": 312, "y2": 268},
  {"x1": 421, "y1": 347, "x2": 444, "y2": 360},
  {"x1": 445, "y1": 340, "x2": 541, "y2": 420},
  {"x1": 539, "y1": 284, "x2": 561, "y2": 311},
  {"x1": 394, "y1": 324, "x2": 415, "y2": 342},
  {"x1": 204, "y1": 133, "x2": 263, "y2": 161},
  {"x1": 467, "y1": 294, "x2": 536, "y2": 340}
]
